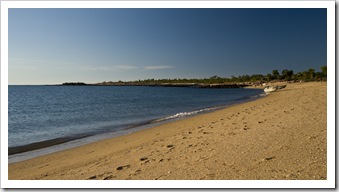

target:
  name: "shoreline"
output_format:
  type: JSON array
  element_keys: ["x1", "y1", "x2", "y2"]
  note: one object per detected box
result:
[
  {"x1": 8, "y1": 82, "x2": 327, "y2": 180},
  {"x1": 9, "y1": 88, "x2": 264, "y2": 162}
]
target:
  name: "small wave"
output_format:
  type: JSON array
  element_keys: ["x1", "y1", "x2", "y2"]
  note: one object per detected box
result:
[
  {"x1": 250, "y1": 92, "x2": 267, "y2": 98},
  {"x1": 152, "y1": 107, "x2": 219, "y2": 123}
]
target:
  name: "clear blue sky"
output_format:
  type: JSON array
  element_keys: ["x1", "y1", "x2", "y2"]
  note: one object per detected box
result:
[{"x1": 8, "y1": 8, "x2": 327, "y2": 85}]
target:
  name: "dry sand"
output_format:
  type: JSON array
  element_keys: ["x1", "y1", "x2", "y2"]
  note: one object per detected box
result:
[{"x1": 8, "y1": 82, "x2": 327, "y2": 180}]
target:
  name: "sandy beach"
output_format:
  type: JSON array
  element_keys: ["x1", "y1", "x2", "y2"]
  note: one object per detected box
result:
[{"x1": 8, "y1": 82, "x2": 327, "y2": 180}]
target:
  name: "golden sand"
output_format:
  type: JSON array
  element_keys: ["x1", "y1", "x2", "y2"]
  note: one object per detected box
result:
[{"x1": 8, "y1": 82, "x2": 327, "y2": 180}]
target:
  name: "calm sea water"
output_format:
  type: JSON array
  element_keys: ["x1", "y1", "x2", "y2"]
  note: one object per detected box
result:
[{"x1": 8, "y1": 85, "x2": 264, "y2": 154}]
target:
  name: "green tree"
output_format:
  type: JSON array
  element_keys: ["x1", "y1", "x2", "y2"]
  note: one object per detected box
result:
[
  {"x1": 272, "y1": 70, "x2": 280, "y2": 80},
  {"x1": 315, "y1": 72, "x2": 323, "y2": 81},
  {"x1": 308, "y1": 68, "x2": 315, "y2": 80},
  {"x1": 287, "y1": 70, "x2": 294, "y2": 80},
  {"x1": 250, "y1": 74, "x2": 264, "y2": 82},
  {"x1": 292, "y1": 72, "x2": 302, "y2": 81},
  {"x1": 266, "y1": 73, "x2": 272, "y2": 81},
  {"x1": 281, "y1": 69, "x2": 288, "y2": 80},
  {"x1": 320, "y1": 66, "x2": 327, "y2": 77},
  {"x1": 239, "y1": 75, "x2": 250, "y2": 82},
  {"x1": 281, "y1": 69, "x2": 294, "y2": 80},
  {"x1": 231, "y1": 76, "x2": 238, "y2": 82}
]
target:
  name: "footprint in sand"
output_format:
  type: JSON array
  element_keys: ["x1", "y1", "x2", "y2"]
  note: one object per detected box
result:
[
  {"x1": 116, "y1": 165, "x2": 131, "y2": 170},
  {"x1": 263, "y1": 156, "x2": 276, "y2": 161},
  {"x1": 88, "y1": 175, "x2": 97, "y2": 179}
]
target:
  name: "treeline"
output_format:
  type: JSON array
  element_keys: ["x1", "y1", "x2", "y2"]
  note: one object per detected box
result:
[
  {"x1": 64, "y1": 66, "x2": 326, "y2": 86},
  {"x1": 263, "y1": 66, "x2": 327, "y2": 82},
  {"x1": 108, "y1": 66, "x2": 327, "y2": 85}
]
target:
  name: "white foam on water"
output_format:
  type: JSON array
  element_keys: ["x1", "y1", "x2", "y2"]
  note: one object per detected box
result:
[{"x1": 153, "y1": 107, "x2": 219, "y2": 123}]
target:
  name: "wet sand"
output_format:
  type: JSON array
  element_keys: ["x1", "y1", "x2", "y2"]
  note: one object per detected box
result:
[{"x1": 8, "y1": 82, "x2": 327, "y2": 180}]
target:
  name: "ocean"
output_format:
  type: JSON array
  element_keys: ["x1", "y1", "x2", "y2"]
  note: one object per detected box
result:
[{"x1": 8, "y1": 85, "x2": 264, "y2": 162}]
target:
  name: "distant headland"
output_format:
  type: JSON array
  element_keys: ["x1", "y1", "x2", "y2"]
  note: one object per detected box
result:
[
  {"x1": 62, "y1": 81, "x2": 249, "y2": 88},
  {"x1": 61, "y1": 82, "x2": 87, "y2": 86}
]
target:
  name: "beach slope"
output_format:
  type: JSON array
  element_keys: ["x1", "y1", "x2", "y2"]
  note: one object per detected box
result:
[{"x1": 8, "y1": 82, "x2": 327, "y2": 180}]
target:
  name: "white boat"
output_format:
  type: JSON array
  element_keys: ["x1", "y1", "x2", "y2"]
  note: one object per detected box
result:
[
  {"x1": 277, "y1": 85, "x2": 287, "y2": 90},
  {"x1": 263, "y1": 86, "x2": 277, "y2": 94}
]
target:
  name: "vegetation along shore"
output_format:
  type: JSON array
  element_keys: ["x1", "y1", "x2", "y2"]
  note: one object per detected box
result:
[{"x1": 61, "y1": 67, "x2": 327, "y2": 88}]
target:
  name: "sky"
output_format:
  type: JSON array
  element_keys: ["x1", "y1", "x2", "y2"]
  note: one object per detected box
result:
[{"x1": 8, "y1": 8, "x2": 327, "y2": 85}]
